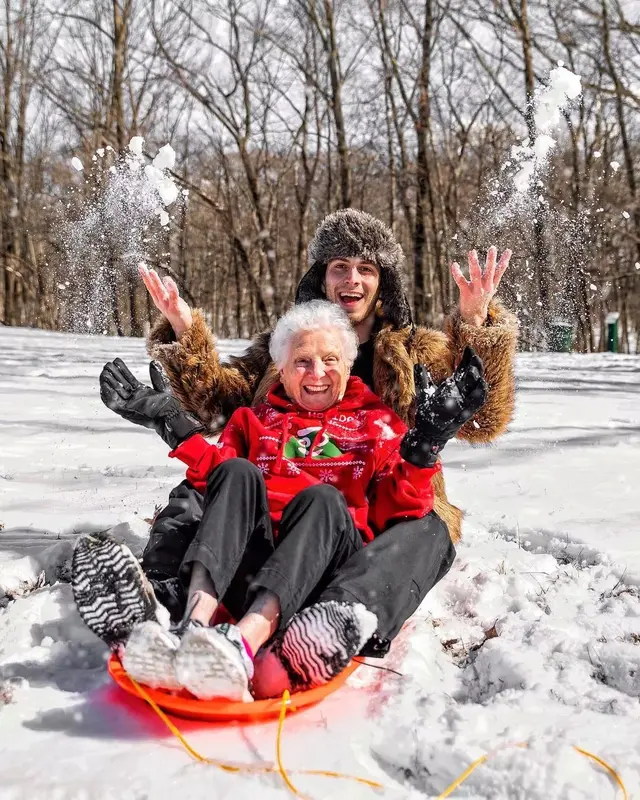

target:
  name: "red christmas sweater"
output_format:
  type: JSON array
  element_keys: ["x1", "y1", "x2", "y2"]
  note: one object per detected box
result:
[{"x1": 169, "y1": 377, "x2": 439, "y2": 542}]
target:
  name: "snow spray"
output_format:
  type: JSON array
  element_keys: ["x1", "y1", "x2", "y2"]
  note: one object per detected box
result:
[
  {"x1": 57, "y1": 138, "x2": 186, "y2": 334},
  {"x1": 484, "y1": 64, "x2": 583, "y2": 222},
  {"x1": 461, "y1": 64, "x2": 623, "y2": 346}
]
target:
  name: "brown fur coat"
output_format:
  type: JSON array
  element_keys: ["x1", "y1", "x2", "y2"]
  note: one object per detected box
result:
[{"x1": 148, "y1": 301, "x2": 518, "y2": 543}]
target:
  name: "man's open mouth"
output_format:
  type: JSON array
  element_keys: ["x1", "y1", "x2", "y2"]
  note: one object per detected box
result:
[{"x1": 338, "y1": 292, "x2": 364, "y2": 306}]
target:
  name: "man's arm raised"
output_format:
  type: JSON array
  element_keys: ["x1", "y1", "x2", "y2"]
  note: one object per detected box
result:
[
  {"x1": 444, "y1": 247, "x2": 518, "y2": 443},
  {"x1": 141, "y1": 265, "x2": 272, "y2": 433}
]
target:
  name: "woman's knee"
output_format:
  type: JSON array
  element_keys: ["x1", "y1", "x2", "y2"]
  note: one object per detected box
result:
[
  {"x1": 206, "y1": 457, "x2": 262, "y2": 485},
  {"x1": 296, "y1": 483, "x2": 347, "y2": 508}
]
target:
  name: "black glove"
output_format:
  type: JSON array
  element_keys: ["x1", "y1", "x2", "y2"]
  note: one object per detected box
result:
[
  {"x1": 400, "y1": 347, "x2": 488, "y2": 468},
  {"x1": 99, "y1": 358, "x2": 205, "y2": 449}
]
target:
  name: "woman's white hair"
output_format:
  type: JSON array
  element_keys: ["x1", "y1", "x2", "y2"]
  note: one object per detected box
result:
[{"x1": 269, "y1": 300, "x2": 359, "y2": 370}]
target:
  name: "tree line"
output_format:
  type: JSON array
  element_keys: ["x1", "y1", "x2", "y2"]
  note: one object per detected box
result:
[{"x1": 1, "y1": 0, "x2": 638, "y2": 351}]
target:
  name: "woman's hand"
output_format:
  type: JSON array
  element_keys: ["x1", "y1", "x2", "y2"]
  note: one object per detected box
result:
[
  {"x1": 451, "y1": 246, "x2": 511, "y2": 327},
  {"x1": 139, "y1": 263, "x2": 193, "y2": 339}
]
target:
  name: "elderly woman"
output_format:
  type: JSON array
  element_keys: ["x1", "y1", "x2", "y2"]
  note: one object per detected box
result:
[{"x1": 73, "y1": 301, "x2": 486, "y2": 702}]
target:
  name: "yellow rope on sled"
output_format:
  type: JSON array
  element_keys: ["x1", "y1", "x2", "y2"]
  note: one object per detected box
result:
[
  {"x1": 275, "y1": 689, "x2": 303, "y2": 796},
  {"x1": 435, "y1": 742, "x2": 628, "y2": 800},
  {"x1": 128, "y1": 676, "x2": 384, "y2": 794},
  {"x1": 128, "y1": 676, "x2": 628, "y2": 799},
  {"x1": 573, "y1": 747, "x2": 628, "y2": 800}
]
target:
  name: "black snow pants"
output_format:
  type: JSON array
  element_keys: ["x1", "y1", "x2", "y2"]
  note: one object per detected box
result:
[{"x1": 141, "y1": 458, "x2": 455, "y2": 657}]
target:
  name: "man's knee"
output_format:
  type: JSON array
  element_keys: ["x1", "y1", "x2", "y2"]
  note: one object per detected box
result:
[
  {"x1": 427, "y1": 512, "x2": 456, "y2": 560},
  {"x1": 381, "y1": 512, "x2": 456, "y2": 569},
  {"x1": 207, "y1": 457, "x2": 262, "y2": 485}
]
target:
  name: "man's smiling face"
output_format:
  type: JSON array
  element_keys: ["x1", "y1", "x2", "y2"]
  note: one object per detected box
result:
[{"x1": 323, "y1": 257, "x2": 381, "y2": 325}]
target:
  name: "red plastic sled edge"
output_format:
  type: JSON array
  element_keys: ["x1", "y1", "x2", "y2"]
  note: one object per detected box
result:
[{"x1": 107, "y1": 653, "x2": 359, "y2": 722}]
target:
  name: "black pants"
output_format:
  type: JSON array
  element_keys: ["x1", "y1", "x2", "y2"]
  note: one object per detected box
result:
[{"x1": 142, "y1": 459, "x2": 455, "y2": 655}]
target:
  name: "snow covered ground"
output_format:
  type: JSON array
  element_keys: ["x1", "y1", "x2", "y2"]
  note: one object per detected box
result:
[{"x1": 1, "y1": 325, "x2": 639, "y2": 799}]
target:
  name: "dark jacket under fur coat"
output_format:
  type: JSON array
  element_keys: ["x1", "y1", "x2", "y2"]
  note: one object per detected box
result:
[{"x1": 147, "y1": 300, "x2": 518, "y2": 545}]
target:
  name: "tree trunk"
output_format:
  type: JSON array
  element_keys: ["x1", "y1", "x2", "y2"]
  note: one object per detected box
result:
[
  {"x1": 518, "y1": 0, "x2": 552, "y2": 340},
  {"x1": 322, "y1": 0, "x2": 351, "y2": 208},
  {"x1": 413, "y1": 0, "x2": 434, "y2": 324},
  {"x1": 601, "y1": 0, "x2": 640, "y2": 265}
]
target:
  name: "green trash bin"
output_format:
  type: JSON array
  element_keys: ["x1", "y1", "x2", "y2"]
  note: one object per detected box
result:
[
  {"x1": 606, "y1": 312, "x2": 620, "y2": 353},
  {"x1": 548, "y1": 321, "x2": 574, "y2": 352}
]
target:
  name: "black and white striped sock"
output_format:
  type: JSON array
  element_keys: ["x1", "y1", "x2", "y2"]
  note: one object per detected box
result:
[
  {"x1": 279, "y1": 601, "x2": 378, "y2": 689},
  {"x1": 72, "y1": 532, "x2": 165, "y2": 648}
]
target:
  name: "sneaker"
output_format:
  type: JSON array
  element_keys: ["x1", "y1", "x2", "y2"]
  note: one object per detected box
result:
[
  {"x1": 122, "y1": 621, "x2": 182, "y2": 691},
  {"x1": 72, "y1": 532, "x2": 168, "y2": 648},
  {"x1": 252, "y1": 601, "x2": 377, "y2": 699},
  {"x1": 175, "y1": 623, "x2": 254, "y2": 702},
  {"x1": 119, "y1": 596, "x2": 204, "y2": 692}
]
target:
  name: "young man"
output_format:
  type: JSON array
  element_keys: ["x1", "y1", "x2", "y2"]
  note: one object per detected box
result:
[{"x1": 135, "y1": 209, "x2": 517, "y2": 654}]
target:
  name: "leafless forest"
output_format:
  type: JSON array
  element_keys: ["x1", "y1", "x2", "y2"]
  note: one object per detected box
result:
[{"x1": 1, "y1": 0, "x2": 638, "y2": 350}]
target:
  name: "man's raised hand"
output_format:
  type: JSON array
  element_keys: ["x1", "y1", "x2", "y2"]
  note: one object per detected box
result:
[
  {"x1": 138, "y1": 263, "x2": 193, "y2": 339},
  {"x1": 451, "y1": 246, "x2": 511, "y2": 327}
]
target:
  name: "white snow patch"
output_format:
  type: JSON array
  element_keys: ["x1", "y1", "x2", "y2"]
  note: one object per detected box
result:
[
  {"x1": 71, "y1": 157, "x2": 83, "y2": 172},
  {"x1": 1, "y1": 331, "x2": 640, "y2": 799},
  {"x1": 610, "y1": 161, "x2": 621, "y2": 172}
]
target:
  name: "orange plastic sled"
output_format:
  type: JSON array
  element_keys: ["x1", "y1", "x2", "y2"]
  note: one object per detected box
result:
[{"x1": 107, "y1": 653, "x2": 359, "y2": 722}]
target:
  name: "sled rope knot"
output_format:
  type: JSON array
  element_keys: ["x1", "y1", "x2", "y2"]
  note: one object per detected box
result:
[{"x1": 128, "y1": 676, "x2": 626, "y2": 799}]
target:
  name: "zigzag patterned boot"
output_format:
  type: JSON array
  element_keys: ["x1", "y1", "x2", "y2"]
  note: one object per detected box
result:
[
  {"x1": 72, "y1": 532, "x2": 168, "y2": 649},
  {"x1": 252, "y1": 601, "x2": 378, "y2": 699}
]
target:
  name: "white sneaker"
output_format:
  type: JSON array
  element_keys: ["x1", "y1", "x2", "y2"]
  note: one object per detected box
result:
[
  {"x1": 175, "y1": 623, "x2": 254, "y2": 702},
  {"x1": 122, "y1": 621, "x2": 182, "y2": 691}
]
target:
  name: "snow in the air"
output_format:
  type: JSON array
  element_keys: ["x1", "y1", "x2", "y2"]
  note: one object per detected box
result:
[
  {"x1": 128, "y1": 136, "x2": 144, "y2": 157},
  {"x1": 511, "y1": 66, "x2": 582, "y2": 194},
  {"x1": 71, "y1": 157, "x2": 83, "y2": 172},
  {"x1": 1, "y1": 327, "x2": 639, "y2": 799},
  {"x1": 153, "y1": 143, "x2": 176, "y2": 172}
]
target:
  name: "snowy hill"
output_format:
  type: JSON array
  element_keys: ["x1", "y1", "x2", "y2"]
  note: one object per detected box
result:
[{"x1": 1, "y1": 326, "x2": 639, "y2": 799}]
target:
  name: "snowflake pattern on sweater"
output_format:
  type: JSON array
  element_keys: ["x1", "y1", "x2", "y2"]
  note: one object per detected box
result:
[{"x1": 170, "y1": 377, "x2": 440, "y2": 541}]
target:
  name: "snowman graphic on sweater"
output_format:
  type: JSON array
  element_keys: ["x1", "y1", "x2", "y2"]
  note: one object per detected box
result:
[{"x1": 283, "y1": 426, "x2": 343, "y2": 459}]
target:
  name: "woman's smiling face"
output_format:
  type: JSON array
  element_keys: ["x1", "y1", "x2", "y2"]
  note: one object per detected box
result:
[{"x1": 279, "y1": 328, "x2": 349, "y2": 412}]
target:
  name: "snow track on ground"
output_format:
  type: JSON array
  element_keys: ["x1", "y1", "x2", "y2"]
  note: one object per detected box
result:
[{"x1": 1, "y1": 326, "x2": 639, "y2": 798}]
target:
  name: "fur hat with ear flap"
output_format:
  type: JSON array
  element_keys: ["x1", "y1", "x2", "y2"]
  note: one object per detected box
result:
[{"x1": 295, "y1": 208, "x2": 413, "y2": 329}]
